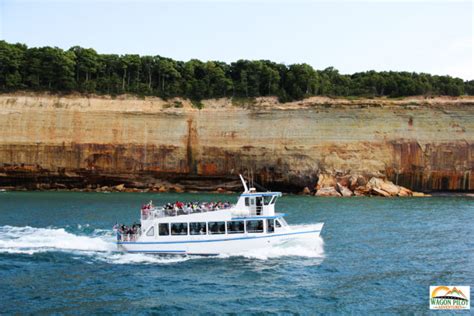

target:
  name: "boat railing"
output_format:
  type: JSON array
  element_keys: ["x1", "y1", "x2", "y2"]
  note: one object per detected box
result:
[
  {"x1": 118, "y1": 232, "x2": 140, "y2": 242},
  {"x1": 141, "y1": 205, "x2": 234, "y2": 220},
  {"x1": 116, "y1": 229, "x2": 141, "y2": 242}
]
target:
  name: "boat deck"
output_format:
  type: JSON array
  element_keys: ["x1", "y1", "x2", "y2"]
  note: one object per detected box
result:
[{"x1": 141, "y1": 202, "x2": 234, "y2": 220}]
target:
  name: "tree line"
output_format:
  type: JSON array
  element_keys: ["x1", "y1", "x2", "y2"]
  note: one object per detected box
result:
[{"x1": 1, "y1": 40, "x2": 473, "y2": 101}]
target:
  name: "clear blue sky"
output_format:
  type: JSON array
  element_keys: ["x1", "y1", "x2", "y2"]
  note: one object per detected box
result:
[{"x1": 1, "y1": 0, "x2": 472, "y2": 79}]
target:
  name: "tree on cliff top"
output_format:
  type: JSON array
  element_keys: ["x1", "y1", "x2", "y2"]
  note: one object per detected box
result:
[{"x1": 0, "y1": 40, "x2": 471, "y2": 100}]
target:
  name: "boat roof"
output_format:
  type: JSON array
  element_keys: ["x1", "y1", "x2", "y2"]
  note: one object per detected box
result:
[{"x1": 240, "y1": 192, "x2": 282, "y2": 197}]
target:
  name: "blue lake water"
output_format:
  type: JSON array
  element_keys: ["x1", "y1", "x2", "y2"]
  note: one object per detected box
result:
[{"x1": 0, "y1": 192, "x2": 473, "y2": 314}]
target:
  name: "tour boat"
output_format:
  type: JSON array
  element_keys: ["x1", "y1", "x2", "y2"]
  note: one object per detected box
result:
[{"x1": 116, "y1": 175, "x2": 324, "y2": 255}]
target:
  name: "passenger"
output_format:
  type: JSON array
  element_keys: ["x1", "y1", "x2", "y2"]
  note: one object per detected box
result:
[
  {"x1": 114, "y1": 223, "x2": 121, "y2": 241},
  {"x1": 132, "y1": 222, "x2": 139, "y2": 237},
  {"x1": 161, "y1": 224, "x2": 169, "y2": 235},
  {"x1": 126, "y1": 227, "x2": 132, "y2": 240},
  {"x1": 121, "y1": 225, "x2": 127, "y2": 241},
  {"x1": 220, "y1": 223, "x2": 225, "y2": 233}
]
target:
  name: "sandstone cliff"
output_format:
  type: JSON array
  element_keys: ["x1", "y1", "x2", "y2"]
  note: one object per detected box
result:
[{"x1": 0, "y1": 93, "x2": 472, "y2": 193}]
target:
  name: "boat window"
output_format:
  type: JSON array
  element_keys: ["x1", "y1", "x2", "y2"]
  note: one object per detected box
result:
[
  {"x1": 263, "y1": 196, "x2": 272, "y2": 205},
  {"x1": 208, "y1": 221, "x2": 226, "y2": 234},
  {"x1": 275, "y1": 219, "x2": 282, "y2": 228},
  {"x1": 146, "y1": 226, "x2": 155, "y2": 236},
  {"x1": 267, "y1": 219, "x2": 275, "y2": 233},
  {"x1": 245, "y1": 197, "x2": 250, "y2": 206},
  {"x1": 159, "y1": 223, "x2": 170, "y2": 236},
  {"x1": 246, "y1": 220, "x2": 264, "y2": 233},
  {"x1": 227, "y1": 221, "x2": 244, "y2": 234},
  {"x1": 250, "y1": 199, "x2": 255, "y2": 206},
  {"x1": 171, "y1": 222, "x2": 188, "y2": 235},
  {"x1": 190, "y1": 222, "x2": 207, "y2": 235},
  {"x1": 270, "y1": 196, "x2": 277, "y2": 204}
]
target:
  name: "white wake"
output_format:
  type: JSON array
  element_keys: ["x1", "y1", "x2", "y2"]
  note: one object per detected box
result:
[
  {"x1": 0, "y1": 225, "x2": 114, "y2": 254},
  {"x1": 220, "y1": 236, "x2": 325, "y2": 260},
  {"x1": 0, "y1": 225, "x2": 324, "y2": 264}
]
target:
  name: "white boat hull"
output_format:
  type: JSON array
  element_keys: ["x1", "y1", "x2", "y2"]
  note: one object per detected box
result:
[{"x1": 117, "y1": 223, "x2": 323, "y2": 255}]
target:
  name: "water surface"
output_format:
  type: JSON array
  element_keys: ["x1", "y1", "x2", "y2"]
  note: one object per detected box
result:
[{"x1": 0, "y1": 192, "x2": 473, "y2": 314}]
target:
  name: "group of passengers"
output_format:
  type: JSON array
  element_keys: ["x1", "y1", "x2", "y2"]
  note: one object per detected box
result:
[
  {"x1": 141, "y1": 202, "x2": 153, "y2": 218},
  {"x1": 163, "y1": 201, "x2": 232, "y2": 213},
  {"x1": 140, "y1": 200, "x2": 232, "y2": 218},
  {"x1": 114, "y1": 222, "x2": 141, "y2": 241}
]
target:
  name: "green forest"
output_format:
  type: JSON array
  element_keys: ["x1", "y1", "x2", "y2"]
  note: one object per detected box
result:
[{"x1": 1, "y1": 40, "x2": 473, "y2": 101}]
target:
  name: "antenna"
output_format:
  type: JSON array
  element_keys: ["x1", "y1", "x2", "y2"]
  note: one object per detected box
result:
[
  {"x1": 239, "y1": 174, "x2": 249, "y2": 193},
  {"x1": 250, "y1": 168, "x2": 254, "y2": 188}
]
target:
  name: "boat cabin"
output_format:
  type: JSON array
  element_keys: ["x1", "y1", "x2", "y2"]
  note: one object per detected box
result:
[{"x1": 232, "y1": 191, "x2": 282, "y2": 217}]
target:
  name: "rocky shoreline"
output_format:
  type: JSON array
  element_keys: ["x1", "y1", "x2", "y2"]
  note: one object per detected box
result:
[
  {"x1": 301, "y1": 174, "x2": 430, "y2": 197},
  {"x1": 0, "y1": 174, "x2": 432, "y2": 197}
]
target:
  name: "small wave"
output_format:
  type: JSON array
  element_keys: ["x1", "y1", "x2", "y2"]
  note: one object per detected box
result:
[{"x1": 101, "y1": 253, "x2": 191, "y2": 264}]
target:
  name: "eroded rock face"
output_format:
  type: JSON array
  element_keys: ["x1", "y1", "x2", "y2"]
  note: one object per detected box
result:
[
  {"x1": 337, "y1": 183, "x2": 354, "y2": 197},
  {"x1": 398, "y1": 187, "x2": 413, "y2": 197},
  {"x1": 316, "y1": 174, "x2": 337, "y2": 190},
  {"x1": 315, "y1": 186, "x2": 341, "y2": 197},
  {"x1": 0, "y1": 94, "x2": 472, "y2": 192},
  {"x1": 371, "y1": 187, "x2": 392, "y2": 197},
  {"x1": 368, "y1": 177, "x2": 395, "y2": 195},
  {"x1": 367, "y1": 177, "x2": 415, "y2": 197},
  {"x1": 301, "y1": 187, "x2": 312, "y2": 195},
  {"x1": 354, "y1": 186, "x2": 371, "y2": 196},
  {"x1": 314, "y1": 174, "x2": 414, "y2": 197}
]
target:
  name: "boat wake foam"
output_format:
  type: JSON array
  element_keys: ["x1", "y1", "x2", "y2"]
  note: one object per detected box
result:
[
  {"x1": 219, "y1": 236, "x2": 325, "y2": 260},
  {"x1": 0, "y1": 225, "x2": 324, "y2": 264},
  {"x1": 0, "y1": 225, "x2": 185, "y2": 264},
  {"x1": 0, "y1": 225, "x2": 115, "y2": 255}
]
